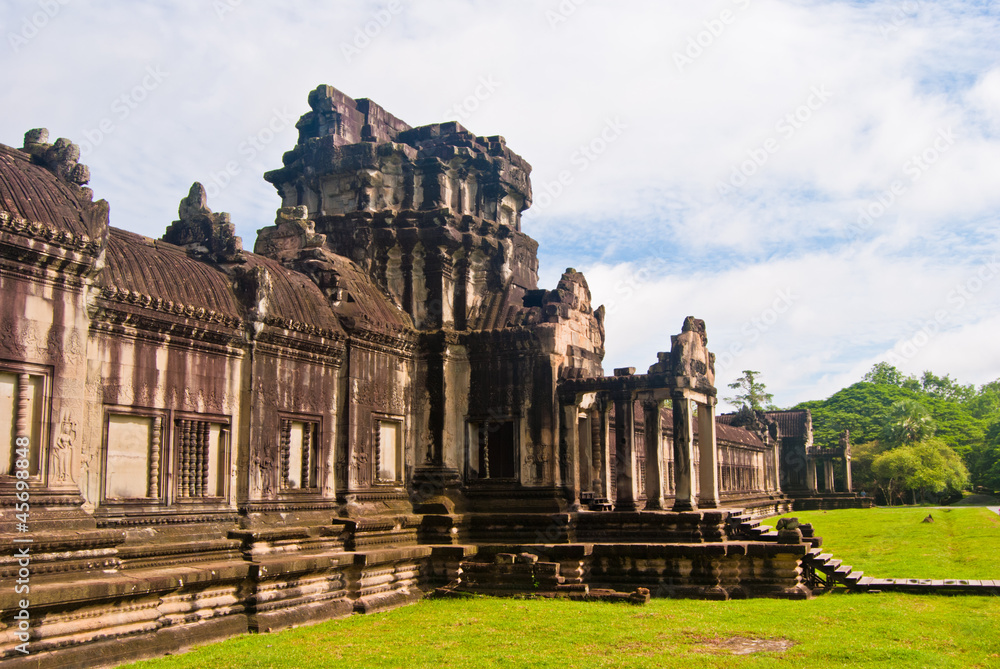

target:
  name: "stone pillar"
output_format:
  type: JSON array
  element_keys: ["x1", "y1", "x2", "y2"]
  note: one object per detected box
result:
[
  {"x1": 561, "y1": 401, "x2": 581, "y2": 509},
  {"x1": 424, "y1": 247, "x2": 453, "y2": 329},
  {"x1": 824, "y1": 459, "x2": 835, "y2": 492},
  {"x1": 613, "y1": 395, "x2": 638, "y2": 511},
  {"x1": 671, "y1": 395, "x2": 696, "y2": 512},
  {"x1": 844, "y1": 455, "x2": 853, "y2": 493},
  {"x1": 772, "y1": 442, "x2": 782, "y2": 494},
  {"x1": 578, "y1": 415, "x2": 593, "y2": 495},
  {"x1": 592, "y1": 401, "x2": 612, "y2": 500},
  {"x1": 642, "y1": 399, "x2": 665, "y2": 510},
  {"x1": 697, "y1": 401, "x2": 720, "y2": 509},
  {"x1": 806, "y1": 456, "x2": 818, "y2": 493}
]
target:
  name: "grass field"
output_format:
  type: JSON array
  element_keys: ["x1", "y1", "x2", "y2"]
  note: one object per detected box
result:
[
  {"x1": 766, "y1": 506, "x2": 1000, "y2": 579},
  {"x1": 121, "y1": 507, "x2": 1000, "y2": 669}
]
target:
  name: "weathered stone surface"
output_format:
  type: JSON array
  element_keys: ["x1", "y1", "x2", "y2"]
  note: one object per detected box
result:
[{"x1": 0, "y1": 85, "x2": 862, "y2": 666}]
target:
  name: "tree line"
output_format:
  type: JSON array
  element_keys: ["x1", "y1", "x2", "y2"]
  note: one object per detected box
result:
[{"x1": 792, "y1": 362, "x2": 1000, "y2": 505}]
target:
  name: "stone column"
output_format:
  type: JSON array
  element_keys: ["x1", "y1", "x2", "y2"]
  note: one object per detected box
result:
[
  {"x1": 772, "y1": 442, "x2": 782, "y2": 494},
  {"x1": 613, "y1": 395, "x2": 638, "y2": 511},
  {"x1": 642, "y1": 399, "x2": 665, "y2": 510},
  {"x1": 805, "y1": 455, "x2": 818, "y2": 493},
  {"x1": 697, "y1": 401, "x2": 720, "y2": 509},
  {"x1": 844, "y1": 455, "x2": 853, "y2": 493},
  {"x1": 561, "y1": 401, "x2": 581, "y2": 508},
  {"x1": 578, "y1": 415, "x2": 593, "y2": 495},
  {"x1": 423, "y1": 247, "x2": 454, "y2": 329},
  {"x1": 824, "y1": 459, "x2": 835, "y2": 492},
  {"x1": 671, "y1": 395, "x2": 696, "y2": 512},
  {"x1": 592, "y1": 400, "x2": 612, "y2": 500}
]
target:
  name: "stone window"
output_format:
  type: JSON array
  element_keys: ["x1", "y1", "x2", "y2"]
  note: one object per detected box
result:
[
  {"x1": 467, "y1": 419, "x2": 517, "y2": 481},
  {"x1": 103, "y1": 411, "x2": 163, "y2": 501},
  {"x1": 175, "y1": 416, "x2": 229, "y2": 499},
  {"x1": 279, "y1": 418, "x2": 321, "y2": 490},
  {"x1": 0, "y1": 365, "x2": 46, "y2": 478},
  {"x1": 374, "y1": 417, "x2": 402, "y2": 484}
]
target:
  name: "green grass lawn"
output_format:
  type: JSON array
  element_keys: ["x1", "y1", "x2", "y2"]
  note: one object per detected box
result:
[
  {"x1": 121, "y1": 507, "x2": 1000, "y2": 669},
  {"x1": 766, "y1": 506, "x2": 1000, "y2": 579},
  {"x1": 122, "y1": 595, "x2": 1000, "y2": 669}
]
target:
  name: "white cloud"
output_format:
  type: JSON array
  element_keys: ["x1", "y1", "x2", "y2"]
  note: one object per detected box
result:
[{"x1": 1, "y1": 0, "x2": 998, "y2": 404}]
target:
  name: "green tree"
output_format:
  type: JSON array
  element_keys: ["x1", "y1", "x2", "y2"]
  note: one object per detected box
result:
[
  {"x1": 966, "y1": 379, "x2": 1000, "y2": 422},
  {"x1": 863, "y1": 362, "x2": 907, "y2": 386},
  {"x1": 919, "y1": 371, "x2": 976, "y2": 404},
  {"x1": 969, "y1": 419, "x2": 1000, "y2": 492},
  {"x1": 907, "y1": 439, "x2": 969, "y2": 501},
  {"x1": 871, "y1": 446, "x2": 921, "y2": 506},
  {"x1": 794, "y1": 368, "x2": 993, "y2": 501},
  {"x1": 881, "y1": 399, "x2": 933, "y2": 447},
  {"x1": 725, "y1": 370, "x2": 774, "y2": 411}
]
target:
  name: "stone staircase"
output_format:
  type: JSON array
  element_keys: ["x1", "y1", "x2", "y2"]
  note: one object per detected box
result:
[
  {"x1": 728, "y1": 510, "x2": 821, "y2": 546},
  {"x1": 729, "y1": 511, "x2": 779, "y2": 540},
  {"x1": 803, "y1": 547, "x2": 1000, "y2": 594},
  {"x1": 738, "y1": 512, "x2": 1000, "y2": 596}
]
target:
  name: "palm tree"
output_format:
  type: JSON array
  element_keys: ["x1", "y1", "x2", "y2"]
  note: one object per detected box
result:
[{"x1": 881, "y1": 399, "x2": 933, "y2": 447}]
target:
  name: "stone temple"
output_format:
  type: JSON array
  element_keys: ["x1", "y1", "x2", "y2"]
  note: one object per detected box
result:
[{"x1": 0, "y1": 85, "x2": 863, "y2": 667}]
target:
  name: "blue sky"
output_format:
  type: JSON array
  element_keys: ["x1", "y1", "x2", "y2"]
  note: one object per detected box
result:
[{"x1": 2, "y1": 0, "x2": 998, "y2": 409}]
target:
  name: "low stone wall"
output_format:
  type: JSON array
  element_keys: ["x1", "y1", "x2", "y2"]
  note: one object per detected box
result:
[
  {"x1": 1, "y1": 509, "x2": 816, "y2": 666},
  {"x1": 0, "y1": 544, "x2": 430, "y2": 668},
  {"x1": 449, "y1": 541, "x2": 811, "y2": 601}
]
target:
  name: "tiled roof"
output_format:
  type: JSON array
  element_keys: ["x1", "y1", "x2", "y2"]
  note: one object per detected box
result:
[
  {"x1": 102, "y1": 228, "x2": 243, "y2": 319},
  {"x1": 764, "y1": 409, "x2": 811, "y2": 438},
  {"x1": 0, "y1": 144, "x2": 97, "y2": 238}
]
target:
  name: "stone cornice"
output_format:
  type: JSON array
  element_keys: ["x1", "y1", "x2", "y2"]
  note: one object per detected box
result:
[{"x1": 0, "y1": 209, "x2": 102, "y2": 255}]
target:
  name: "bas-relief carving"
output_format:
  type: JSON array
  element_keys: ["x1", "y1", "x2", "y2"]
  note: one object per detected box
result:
[
  {"x1": 353, "y1": 378, "x2": 405, "y2": 414},
  {"x1": 0, "y1": 318, "x2": 25, "y2": 356},
  {"x1": 52, "y1": 411, "x2": 76, "y2": 484},
  {"x1": 351, "y1": 449, "x2": 371, "y2": 487},
  {"x1": 468, "y1": 380, "x2": 515, "y2": 416},
  {"x1": 0, "y1": 320, "x2": 84, "y2": 363},
  {"x1": 169, "y1": 386, "x2": 236, "y2": 413},
  {"x1": 95, "y1": 381, "x2": 234, "y2": 413},
  {"x1": 252, "y1": 444, "x2": 277, "y2": 499},
  {"x1": 254, "y1": 378, "x2": 322, "y2": 414},
  {"x1": 524, "y1": 441, "x2": 547, "y2": 483}
]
